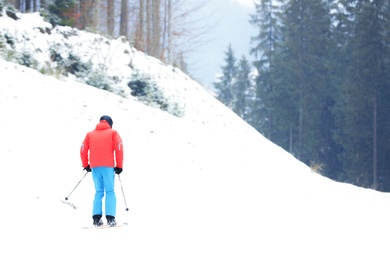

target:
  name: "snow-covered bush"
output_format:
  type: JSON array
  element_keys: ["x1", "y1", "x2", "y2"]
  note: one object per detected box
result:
[
  {"x1": 0, "y1": 0, "x2": 5, "y2": 12},
  {"x1": 0, "y1": 0, "x2": 9, "y2": 14},
  {"x1": 0, "y1": 34, "x2": 4, "y2": 50},
  {"x1": 40, "y1": 8, "x2": 61, "y2": 28},
  {"x1": 66, "y1": 53, "x2": 89, "y2": 75},
  {"x1": 128, "y1": 72, "x2": 184, "y2": 117},
  {"x1": 49, "y1": 46, "x2": 89, "y2": 75},
  {"x1": 0, "y1": 33, "x2": 20, "y2": 62},
  {"x1": 48, "y1": 44, "x2": 114, "y2": 90},
  {"x1": 84, "y1": 71, "x2": 112, "y2": 91},
  {"x1": 0, "y1": 1, "x2": 18, "y2": 20},
  {"x1": 0, "y1": 34, "x2": 14, "y2": 61},
  {"x1": 3, "y1": 33, "x2": 13, "y2": 46},
  {"x1": 16, "y1": 51, "x2": 36, "y2": 68}
]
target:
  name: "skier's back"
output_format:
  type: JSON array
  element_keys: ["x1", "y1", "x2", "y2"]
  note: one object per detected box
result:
[{"x1": 80, "y1": 115, "x2": 123, "y2": 226}]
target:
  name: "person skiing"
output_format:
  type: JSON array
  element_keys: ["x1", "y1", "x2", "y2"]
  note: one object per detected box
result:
[{"x1": 80, "y1": 115, "x2": 123, "y2": 226}]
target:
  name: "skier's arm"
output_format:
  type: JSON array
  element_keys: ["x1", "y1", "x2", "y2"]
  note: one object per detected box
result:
[
  {"x1": 114, "y1": 131, "x2": 123, "y2": 169},
  {"x1": 80, "y1": 134, "x2": 90, "y2": 168}
]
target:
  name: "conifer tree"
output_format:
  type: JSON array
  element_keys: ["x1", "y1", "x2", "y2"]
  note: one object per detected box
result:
[
  {"x1": 234, "y1": 55, "x2": 252, "y2": 120},
  {"x1": 336, "y1": 0, "x2": 390, "y2": 189},
  {"x1": 280, "y1": 0, "x2": 332, "y2": 162},
  {"x1": 214, "y1": 44, "x2": 237, "y2": 109},
  {"x1": 249, "y1": 0, "x2": 284, "y2": 140}
]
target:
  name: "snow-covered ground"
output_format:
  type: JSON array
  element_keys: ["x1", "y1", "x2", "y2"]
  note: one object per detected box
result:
[{"x1": 1, "y1": 12, "x2": 390, "y2": 260}]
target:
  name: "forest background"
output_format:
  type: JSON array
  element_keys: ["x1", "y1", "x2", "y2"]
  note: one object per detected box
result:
[
  {"x1": 5, "y1": 0, "x2": 209, "y2": 70},
  {"x1": 3, "y1": 0, "x2": 390, "y2": 191}
]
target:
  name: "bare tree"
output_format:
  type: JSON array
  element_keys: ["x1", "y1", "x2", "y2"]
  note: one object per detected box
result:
[
  {"x1": 32, "y1": 0, "x2": 38, "y2": 11},
  {"x1": 92, "y1": 0, "x2": 99, "y2": 30},
  {"x1": 107, "y1": 0, "x2": 115, "y2": 36},
  {"x1": 151, "y1": 0, "x2": 161, "y2": 58},
  {"x1": 13, "y1": 0, "x2": 21, "y2": 11},
  {"x1": 135, "y1": 0, "x2": 145, "y2": 51},
  {"x1": 79, "y1": 0, "x2": 89, "y2": 29},
  {"x1": 119, "y1": 0, "x2": 129, "y2": 37},
  {"x1": 166, "y1": 0, "x2": 172, "y2": 63},
  {"x1": 164, "y1": 0, "x2": 210, "y2": 68},
  {"x1": 79, "y1": 0, "x2": 98, "y2": 30},
  {"x1": 145, "y1": 0, "x2": 151, "y2": 54},
  {"x1": 25, "y1": 0, "x2": 31, "y2": 12}
]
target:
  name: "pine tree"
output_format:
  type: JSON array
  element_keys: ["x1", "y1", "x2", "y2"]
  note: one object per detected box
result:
[
  {"x1": 336, "y1": 0, "x2": 390, "y2": 190},
  {"x1": 249, "y1": 0, "x2": 284, "y2": 140},
  {"x1": 213, "y1": 44, "x2": 237, "y2": 109},
  {"x1": 234, "y1": 55, "x2": 252, "y2": 120},
  {"x1": 280, "y1": 0, "x2": 333, "y2": 163}
]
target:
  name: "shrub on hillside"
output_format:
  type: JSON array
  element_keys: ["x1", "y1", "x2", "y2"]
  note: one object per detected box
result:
[
  {"x1": 0, "y1": 34, "x2": 5, "y2": 50},
  {"x1": 17, "y1": 52, "x2": 36, "y2": 68},
  {"x1": 40, "y1": 8, "x2": 61, "y2": 27},
  {"x1": 0, "y1": 35, "x2": 15, "y2": 61},
  {"x1": 84, "y1": 71, "x2": 112, "y2": 91},
  {"x1": 49, "y1": 46, "x2": 89, "y2": 75},
  {"x1": 0, "y1": 0, "x2": 5, "y2": 13},
  {"x1": 0, "y1": 0, "x2": 19, "y2": 20},
  {"x1": 128, "y1": 72, "x2": 184, "y2": 117}
]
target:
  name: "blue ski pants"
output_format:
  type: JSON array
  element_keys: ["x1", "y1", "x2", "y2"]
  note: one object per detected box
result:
[{"x1": 91, "y1": 166, "x2": 116, "y2": 217}]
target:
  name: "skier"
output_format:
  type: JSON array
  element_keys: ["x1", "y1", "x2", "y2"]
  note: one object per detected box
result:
[{"x1": 80, "y1": 115, "x2": 123, "y2": 226}]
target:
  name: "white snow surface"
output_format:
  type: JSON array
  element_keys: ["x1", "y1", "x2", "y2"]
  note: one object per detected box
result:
[{"x1": 1, "y1": 12, "x2": 390, "y2": 260}]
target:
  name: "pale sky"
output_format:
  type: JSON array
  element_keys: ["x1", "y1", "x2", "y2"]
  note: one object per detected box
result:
[{"x1": 235, "y1": 0, "x2": 255, "y2": 9}]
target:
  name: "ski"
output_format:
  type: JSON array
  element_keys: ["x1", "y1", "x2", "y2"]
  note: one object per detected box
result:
[{"x1": 82, "y1": 223, "x2": 128, "y2": 229}]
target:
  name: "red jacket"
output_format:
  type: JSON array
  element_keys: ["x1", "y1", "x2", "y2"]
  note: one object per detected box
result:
[{"x1": 80, "y1": 121, "x2": 123, "y2": 168}]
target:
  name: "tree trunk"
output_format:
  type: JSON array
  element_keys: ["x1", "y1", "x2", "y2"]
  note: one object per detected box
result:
[
  {"x1": 40, "y1": 0, "x2": 47, "y2": 9},
  {"x1": 107, "y1": 0, "x2": 115, "y2": 36},
  {"x1": 373, "y1": 95, "x2": 377, "y2": 189},
  {"x1": 146, "y1": 0, "x2": 151, "y2": 54},
  {"x1": 25, "y1": 0, "x2": 31, "y2": 12},
  {"x1": 14, "y1": 0, "x2": 20, "y2": 11},
  {"x1": 135, "y1": 0, "x2": 145, "y2": 51},
  {"x1": 151, "y1": 0, "x2": 161, "y2": 58},
  {"x1": 120, "y1": 0, "x2": 129, "y2": 37},
  {"x1": 33, "y1": 0, "x2": 38, "y2": 11},
  {"x1": 92, "y1": 0, "x2": 99, "y2": 31},
  {"x1": 79, "y1": 0, "x2": 88, "y2": 29},
  {"x1": 166, "y1": 0, "x2": 172, "y2": 63}
]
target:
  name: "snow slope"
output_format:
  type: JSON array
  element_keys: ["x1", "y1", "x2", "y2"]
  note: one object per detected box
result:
[{"x1": 1, "y1": 13, "x2": 390, "y2": 260}]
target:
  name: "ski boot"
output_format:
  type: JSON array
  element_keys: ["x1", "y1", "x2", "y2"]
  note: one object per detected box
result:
[
  {"x1": 93, "y1": 214, "x2": 103, "y2": 226},
  {"x1": 106, "y1": 215, "x2": 117, "y2": 226}
]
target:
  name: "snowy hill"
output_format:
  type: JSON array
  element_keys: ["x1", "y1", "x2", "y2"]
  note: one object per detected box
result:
[{"x1": 1, "y1": 12, "x2": 390, "y2": 260}]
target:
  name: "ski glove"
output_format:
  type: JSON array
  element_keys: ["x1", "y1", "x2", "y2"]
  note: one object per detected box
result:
[
  {"x1": 84, "y1": 165, "x2": 91, "y2": 172},
  {"x1": 114, "y1": 167, "x2": 123, "y2": 175}
]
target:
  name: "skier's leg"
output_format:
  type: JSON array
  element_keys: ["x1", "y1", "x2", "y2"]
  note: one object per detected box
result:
[
  {"x1": 102, "y1": 167, "x2": 116, "y2": 217},
  {"x1": 92, "y1": 167, "x2": 104, "y2": 216}
]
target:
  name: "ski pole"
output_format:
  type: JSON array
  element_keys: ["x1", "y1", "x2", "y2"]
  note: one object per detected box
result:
[
  {"x1": 118, "y1": 174, "x2": 129, "y2": 211},
  {"x1": 65, "y1": 171, "x2": 88, "y2": 200}
]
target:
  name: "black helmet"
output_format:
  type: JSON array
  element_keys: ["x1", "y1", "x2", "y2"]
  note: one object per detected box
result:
[{"x1": 100, "y1": 115, "x2": 113, "y2": 128}]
